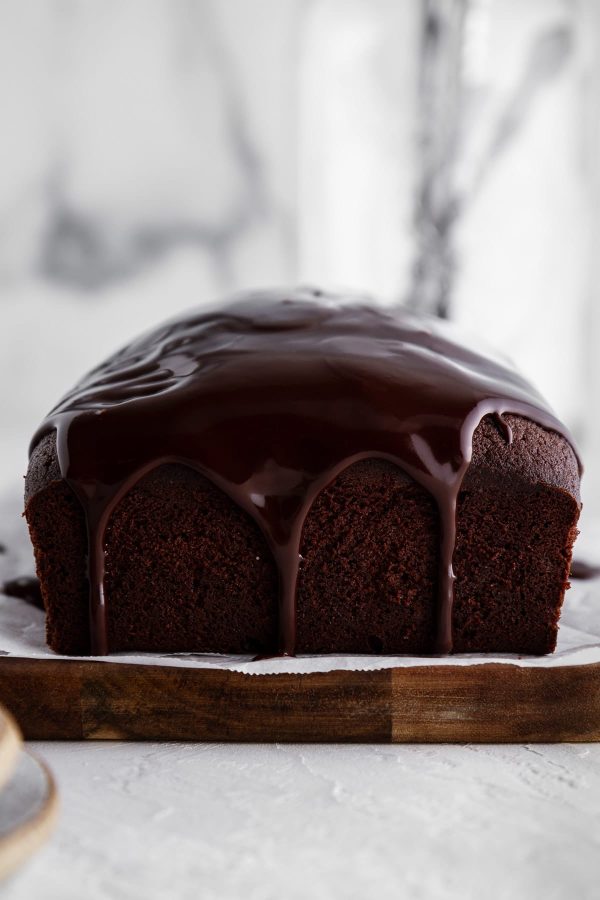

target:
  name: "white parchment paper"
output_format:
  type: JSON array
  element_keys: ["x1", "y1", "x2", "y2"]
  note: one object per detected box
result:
[{"x1": 1, "y1": 490, "x2": 599, "y2": 674}]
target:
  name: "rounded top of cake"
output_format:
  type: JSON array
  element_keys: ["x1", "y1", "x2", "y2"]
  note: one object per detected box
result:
[{"x1": 35, "y1": 286, "x2": 572, "y2": 478}]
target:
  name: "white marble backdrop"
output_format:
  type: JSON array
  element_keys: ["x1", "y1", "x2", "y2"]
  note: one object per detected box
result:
[{"x1": 0, "y1": 0, "x2": 597, "y2": 512}]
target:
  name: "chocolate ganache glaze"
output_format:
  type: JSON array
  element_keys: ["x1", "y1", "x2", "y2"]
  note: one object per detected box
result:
[
  {"x1": 2, "y1": 576, "x2": 44, "y2": 610},
  {"x1": 30, "y1": 287, "x2": 580, "y2": 656}
]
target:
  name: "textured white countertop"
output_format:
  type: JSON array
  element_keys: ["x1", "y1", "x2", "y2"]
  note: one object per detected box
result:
[{"x1": 2, "y1": 740, "x2": 598, "y2": 900}]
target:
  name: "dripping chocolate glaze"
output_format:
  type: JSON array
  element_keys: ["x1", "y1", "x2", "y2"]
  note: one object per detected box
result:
[
  {"x1": 570, "y1": 559, "x2": 600, "y2": 580},
  {"x1": 30, "y1": 288, "x2": 581, "y2": 656},
  {"x1": 2, "y1": 576, "x2": 44, "y2": 610}
]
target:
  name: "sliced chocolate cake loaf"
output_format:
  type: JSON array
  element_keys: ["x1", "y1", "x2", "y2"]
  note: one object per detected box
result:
[{"x1": 24, "y1": 288, "x2": 581, "y2": 656}]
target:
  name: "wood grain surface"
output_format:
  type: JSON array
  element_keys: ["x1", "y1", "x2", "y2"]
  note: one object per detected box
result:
[{"x1": 0, "y1": 657, "x2": 598, "y2": 742}]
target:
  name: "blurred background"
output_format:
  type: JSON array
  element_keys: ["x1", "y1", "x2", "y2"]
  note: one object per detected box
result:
[{"x1": 1, "y1": 0, "x2": 599, "y2": 523}]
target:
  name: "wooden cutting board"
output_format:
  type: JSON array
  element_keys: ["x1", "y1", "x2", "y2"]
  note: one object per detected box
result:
[{"x1": 0, "y1": 656, "x2": 598, "y2": 742}]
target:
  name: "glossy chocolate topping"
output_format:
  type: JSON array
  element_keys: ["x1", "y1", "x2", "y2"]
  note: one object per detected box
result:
[
  {"x1": 570, "y1": 559, "x2": 600, "y2": 580},
  {"x1": 30, "y1": 287, "x2": 579, "y2": 656},
  {"x1": 2, "y1": 575, "x2": 44, "y2": 610}
]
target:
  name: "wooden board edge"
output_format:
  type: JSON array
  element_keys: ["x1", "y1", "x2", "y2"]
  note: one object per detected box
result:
[
  {"x1": 79, "y1": 663, "x2": 395, "y2": 742},
  {"x1": 0, "y1": 657, "x2": 598, "y2": 742},
  {"x1": 391, "y1": 662, "x2": 600, "y2": 742},
  {"x1": 0, "y1": 658, "x2": 85, "y2": 740}
]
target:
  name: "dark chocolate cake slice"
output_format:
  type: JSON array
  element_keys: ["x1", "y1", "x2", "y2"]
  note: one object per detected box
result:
[{"x1": 24, "y1": 288, "x2": 581, "y2": 656}]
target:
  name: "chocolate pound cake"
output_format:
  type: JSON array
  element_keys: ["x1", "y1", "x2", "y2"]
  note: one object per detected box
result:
[{"x1": 24, "y1": 288, "x2": 581, "y2": 657}]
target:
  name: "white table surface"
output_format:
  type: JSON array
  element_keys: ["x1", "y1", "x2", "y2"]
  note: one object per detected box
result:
[{"x1": 2, "y1": 740, "x2": 598, "y2": 900}]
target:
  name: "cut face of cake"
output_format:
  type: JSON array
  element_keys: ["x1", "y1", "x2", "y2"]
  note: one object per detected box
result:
[{"x1": 24, "y1": 288, "x2": 581, "y2": 657}]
